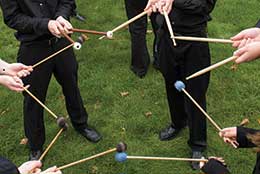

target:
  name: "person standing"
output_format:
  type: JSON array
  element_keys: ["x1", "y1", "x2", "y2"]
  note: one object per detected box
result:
[
  {"x1": 0, "y1": 0, "x2": 101, "y2": 160},
  {"x1": 145, "y1": 0, "x2": 216, "y2": 169},
  {"x1": 124, "y1": 0, "x2": 160, "y2": 78}
]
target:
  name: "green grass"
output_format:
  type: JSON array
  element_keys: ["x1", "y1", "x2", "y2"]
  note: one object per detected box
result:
[{"x1": 0, "y1": 0, "x2": 260, "y2": 173}]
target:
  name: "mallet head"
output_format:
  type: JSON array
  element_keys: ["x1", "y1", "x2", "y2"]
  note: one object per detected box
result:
[
  {"x1": 116, "y1": 142, "x2": 127, "y2": 153},
  {"x1": 106, "y1": 31, "x2": 113, "y2": 39},
  {"x1": 174, "y1": 81, "x2": 185, "y2": 92},
  {"x1": 73, "y1": 42, "x2": 82, "y2": 50},
  {"x1": 56, "y1": 117, "x2": 68, "y2": 130},
  {"x1": 115, "y1": 152, "x2": 127, "y2": 163}
]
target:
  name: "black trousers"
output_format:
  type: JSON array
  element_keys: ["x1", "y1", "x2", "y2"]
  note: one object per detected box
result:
[
  {"x1": 158, "y1": 29, "x2": 210, "y2": 151},
  {"x1": 17, "y1": 38, "x2": 88, "y2": 150},
  {"x1": 124, "y1": 0, "x2": 159, "y2": 75}
]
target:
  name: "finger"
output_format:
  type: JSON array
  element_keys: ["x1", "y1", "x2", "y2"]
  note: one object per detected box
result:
[
  {"x1": 232, "y1": 41, "x2": 241, "y2": 48},
  {"x1": 238, "y1": 38, "x2": 248, "y2": 48},
  {"x1": 231, "y1": 32, "x2": 246, "y2": 41},
  {"x1": 144, "y1": 1, "x2": 151, "y2": 11},
  {"x1": 235, "y1": 50, "x2": 249, "y2": 64},
  {"x1": 152, "y1": 4, "x2": 157, "y2": 13},
  {"x1": 233, "y1": 47, "x2": 246, "y2": 57},
  {"x1": 64, "y1": 20, "x2": 73, "y2": 30}
]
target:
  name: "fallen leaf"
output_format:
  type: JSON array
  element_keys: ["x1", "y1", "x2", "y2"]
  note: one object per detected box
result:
[
  {"x1": 94, "y1": 101, "x2": 101, "y2": 110},
  {"x1": 91, "y1": 165, "x2": 98, "y2": 174},
  {"x1": 230, "y1": 64, "x2": 238, "y2": 71},
  {"x1": 147, "y1": 30, "x2": 153, "y2": 34},
  {"x1": 20, "y1": 138, "x2": 28, "y2": 145},
  {"x1": 240, "y1": 118, "x2": 249, "y2": 126},
  {"x1": 145, "y1": 111, "x2": 152, "y2": 118},
  {"x1": 120, "y1": 91, "x2": 129, "y2": 97}
]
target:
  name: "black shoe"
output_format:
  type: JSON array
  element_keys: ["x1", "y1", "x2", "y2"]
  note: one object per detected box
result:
[
  {"x1": 159, "y1": 125, "x2": 182, "y2": 141},
  {"x1": 130, "y1": 66, "x2": 147, "y2": 79},
  {"x1": 191, "y1": 151, "x2": 204, "y2": 170},
  {"x1": 77, "y1": 127, "x2": 101, "y2": 143},
  {"x1": 29, "y1": 150, "x2": 42, "y2": 161}
]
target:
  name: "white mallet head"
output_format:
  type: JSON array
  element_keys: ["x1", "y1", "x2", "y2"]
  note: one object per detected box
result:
[
  {"x1": 73, "y1": 42, "x2": 82, "y2": 50},
  {"x1": 106, "y1": 31, "x2": 113, "y2": 39}
]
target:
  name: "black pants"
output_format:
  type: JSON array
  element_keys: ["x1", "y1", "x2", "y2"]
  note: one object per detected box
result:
[
  {"x1": 18, "y1": 38, "x2": 88, "y2": 150},
  {"x1": 158, "y1": 30, "x2": 210, "y2": 151},
  {"x1": 124, "y1": 0, "x2": 159, "y2": 75}
]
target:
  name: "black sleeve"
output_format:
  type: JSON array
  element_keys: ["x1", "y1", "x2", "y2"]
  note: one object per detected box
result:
[
  {"x1": 201, "y1": 159, "x2": 230, "y2": 174},
  {"x1": 173, "y1": 0, "x2": 208, "y2": 14},
  {"x1": 237, "y1": 126, "x2": 259, "y2": 148},
  {"x1": 0, "y1": 0, "x2": 50, "y2": 34},
  {"x1": 54, "y1": 0, "x2": 76, "y2": 20},
  {"x1": 0, "y1": 157, "x2": 20, "y2": 174}
]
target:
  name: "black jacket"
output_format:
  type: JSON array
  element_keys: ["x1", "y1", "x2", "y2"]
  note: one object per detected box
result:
[
  {"x1": 0, "y1": 0, "x2": 76, "y2": 42},
  {"x1": 237, "y1": 126, "x2": 260, "y2": 174},
  {"x1": 169, "y1": 0, "x2": 212, "y2": 34},
  {"x1": 0, "y1": 157, "x2": 19, "y2": 174}
]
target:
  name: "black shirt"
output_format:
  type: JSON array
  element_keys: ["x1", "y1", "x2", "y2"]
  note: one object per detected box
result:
[
  {"x1": 0, "y1": 0, "x2": 76, "y2": 42},
  {"x1": 169, "y1": 0, "x2": 212, "y2": 34}
]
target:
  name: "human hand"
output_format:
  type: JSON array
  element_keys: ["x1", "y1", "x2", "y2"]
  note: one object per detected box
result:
[
  {"x1": 231, "y1": 28, "x2": 260, "y2": 48},
  {"x1": 39, "y1": 166, "x2": 62, "y2": 174},
  {"x1": 199, "y1": 156, "x2": 226, "y2": 169},
  {"x1": 48, "y1": 20, "x2": 65, "y2": 38},
  {"x1": 56, "y1": 16, "x2": 73, "y2": 34},
  {"x1": 144, "y1": 0, "x2": 160, "y2": 15},
  {"x1": 160, "y1": 0, "x2": 174, "y2": 14},
  {"x1": 18, "y1": 160, "x2": 42, "y2": 174},
  {"x1": 3, "y1": 63, "x2": 33, "y2": 77},
  {"x1": 233, "y1": 41, "x2": 260, "y2": 64},
  {"x1": 0, "y1": 75, "x2": 26, "y2": 92},
  {"x1": 219, "y1": 127, "x2": 239, "y2": 146}
]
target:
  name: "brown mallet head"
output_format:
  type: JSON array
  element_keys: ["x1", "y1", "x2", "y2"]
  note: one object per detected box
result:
[
  {"x1": 56, "y1": 117, "x2": 68, "y2": 130},
  {"x1": 116, "y1": 142, "x2": 127, "y2": 152}
]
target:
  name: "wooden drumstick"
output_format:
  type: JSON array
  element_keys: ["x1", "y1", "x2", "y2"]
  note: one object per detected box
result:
[
  {"x1": 181, "y1": 88, "x2": 238, "y2": 148},
  {"x1": 39, "y1": 128, "x2": 64, "y2": 161},
  {"x1": 99, "y1": 10, "x2": 149, "y2": 39},
  {"x1": 127, "y1": 156, "x2": 208, "y2": 162},
  {"x1": 163, "y1": 9, "x2": 176, "y2": 46},
  {"x1": 70, "y1": 28, "x2": 107, "y2": 36},
  {"x1": 32, "y1": 43, "x2": 74, "y2": 69},
  {"x1": 23, "y1": 87, "x2": 58, "y2": 119},
  {"x1": 174, "y1": 36, "x2": 233, "y2": 44},
  {"x1": 61, "y1": 31, "x2": 75, "y2": 43},
  {"x1": 186, "y1": 56, "x2": 238, "y2": 80},
  {"x1": 57, "y1": 148, "x2": 117, "y2": 170}
]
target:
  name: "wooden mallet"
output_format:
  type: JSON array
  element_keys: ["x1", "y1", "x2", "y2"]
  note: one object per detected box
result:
[
  {"x1": 99, "y1": 10, "x2": 149, "y2": 40},
  {"x1": 174, "y1": 36, "x2": 233, "y2": 44},
  {"x1": 23, "y1": 87, "x2": 67, "y2": 129},
  {"x1": 163, "y1": 9, "x2": 176, "y2": 46},
  {"x1": 174, "y1": 81, "x2": 238, "y2": 148},
  {"x1": 115, "y1": 153, "x2": 208, "y2": 163},
  {"x1": 32, "y1": 34, "x2": 88, "y2": 69},
  {"x1": 39, "y1": 127, "x2": 66, "y2": 161},
  {"x1": 186, "y1": 56, "x2": 238, "y2": 80},
  {"x1": 70, "y1": 28, "x2": 107, "y2": 36},
  {"x1": 56, "y1": 143, "x2": 126, "y2": 170}
]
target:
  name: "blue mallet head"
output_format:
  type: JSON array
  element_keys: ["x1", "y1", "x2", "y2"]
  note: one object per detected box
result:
[
  {"x1": 115, "y1": 152, "x2": 127, "y2": 163},
  {"x1": 174, "y1": 81, "x2": 185, "y2": 92}
]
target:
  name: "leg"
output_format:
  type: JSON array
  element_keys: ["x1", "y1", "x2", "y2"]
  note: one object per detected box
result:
[
  {"x1": 150, "y1": 13, "x2": 160, "y2": 69},
  {"x1": 17, "y1": 41, "x2": 54, "y2": 158},
  {"x1": 158, "y1": 33, "x2": 188, "y2": 140},
  {"x1": 124, "y1": 0, "x2": 150, "y2": 78},
  {"x1": 184, "y1": 40, "x2": 210, "y2": 152},
  {"x1": 53, "y1": 38, "x2": 101, "y2": 142}
]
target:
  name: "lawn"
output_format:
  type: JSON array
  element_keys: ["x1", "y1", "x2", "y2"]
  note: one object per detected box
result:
[{"x1": 0, "y1": 0, "x2": 260, "y2": 174}]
